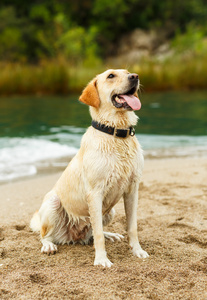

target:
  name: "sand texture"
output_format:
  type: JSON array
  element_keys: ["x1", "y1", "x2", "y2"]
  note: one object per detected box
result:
[{"x1": 0, "y1": 158, "x2": 207, "y2": 299}]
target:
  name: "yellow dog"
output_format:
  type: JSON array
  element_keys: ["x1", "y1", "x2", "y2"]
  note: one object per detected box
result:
[{"x1": 30, "y1": 69, "x2": 149, "y2": 267}]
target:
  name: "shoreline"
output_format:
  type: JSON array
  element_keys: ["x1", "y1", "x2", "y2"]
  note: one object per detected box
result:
[
  {"x1": 1, "y1": 151, "x2": 207, "y2": 186},
  {"x1": 0, "y1": 156, "x2": 206, "y2": 223},
  {"x1": 1, "y1": 154, "x2": 207, "y2": 184}
]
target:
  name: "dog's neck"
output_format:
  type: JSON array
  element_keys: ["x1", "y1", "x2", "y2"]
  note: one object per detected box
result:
[{"x1": 90, "y1": 107, "x2": 138, "y2": 129}]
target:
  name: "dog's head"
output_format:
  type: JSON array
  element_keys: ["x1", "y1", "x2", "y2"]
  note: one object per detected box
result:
[{"x1": 79, "y1": 69, "x2": 141, "y2": 111}]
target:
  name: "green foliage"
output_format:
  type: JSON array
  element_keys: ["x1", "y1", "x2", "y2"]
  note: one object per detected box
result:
[
  {"x1": 92, "y1": 0, "x2": 131, "y2": 40},
  {"x1": 171, "y1": 24, "x2": 207, "y2": 56},
  {"x1": 56, "y1": 26, "x2": 101, "y2": 66},
  {"x1": 0, "y1": 0, "x2": 207, "y2": 94},
  {"x1": 0, "y1": 7, "x2": 25, "y2": 61},
  {"x1": 0, "y1": 0, "x2": 207, "y2": 62},
  {"x1": 29, "y1": 4, "x2": 51, "y2": 22}
]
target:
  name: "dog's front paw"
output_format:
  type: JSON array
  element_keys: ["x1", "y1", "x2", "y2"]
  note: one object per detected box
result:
[
  {"x1": 132, "y1": 247, "x2": 149, "y2": 259},
  {"x1": 41, "y1": 241, "x2": 57, "y2": 255},
  {"x1": 94, "y1": 255, "x2": 113, "y2": 267}
]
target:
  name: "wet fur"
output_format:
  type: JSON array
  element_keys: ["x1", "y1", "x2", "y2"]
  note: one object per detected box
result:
[{"x1": 30, "y1": 69, "x2": 149, "y2": 267}]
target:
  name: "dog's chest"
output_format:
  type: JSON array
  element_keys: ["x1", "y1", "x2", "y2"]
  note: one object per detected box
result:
[
  {"x1": 102, "y1": 142, "x2": 138, "y2": 211},
  {"x1": 102, "y1": 175, "x2": 128, "y2": 212},
  {"x1": 82, "y1": 132, "x2": 142, "y2": 212}
]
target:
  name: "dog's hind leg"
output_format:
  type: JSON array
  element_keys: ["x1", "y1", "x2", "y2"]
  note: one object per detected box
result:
[
  {"x1": 31, "y1": 192, "x2": 61, "y2": 255},
  {"x1": 103, "y1": 208, "x2": 124, "y2": 242}
]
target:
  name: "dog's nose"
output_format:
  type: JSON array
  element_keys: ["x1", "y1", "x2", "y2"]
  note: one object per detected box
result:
[{"x1": 128, "y1": 73, "x2": 139, "y2": 81}]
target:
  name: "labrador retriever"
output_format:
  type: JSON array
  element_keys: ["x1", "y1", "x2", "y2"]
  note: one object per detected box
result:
[{"x1": 30, "y1": 69, "x2": 149, "y2": 267}]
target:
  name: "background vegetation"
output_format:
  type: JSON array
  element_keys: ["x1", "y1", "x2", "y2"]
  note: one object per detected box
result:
[{"x1": 0, "y1": 0, "x2": 207, "y2": 94}]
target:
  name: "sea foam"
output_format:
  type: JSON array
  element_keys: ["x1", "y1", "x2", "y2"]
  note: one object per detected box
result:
[
  {"x1": 0, "y1": 137, "x2": 78, "y2": 182},
  {"x1": 1, "y1": 133, "x2": 207, "y2": 182}
]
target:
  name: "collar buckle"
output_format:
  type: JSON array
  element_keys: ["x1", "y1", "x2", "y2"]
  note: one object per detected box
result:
[
  {"x1": 126, "y1": 129, "x2": 130, "y2": 138},
  {"x1": 114, "y1": 128, "x2": 131, "y2": 138}
]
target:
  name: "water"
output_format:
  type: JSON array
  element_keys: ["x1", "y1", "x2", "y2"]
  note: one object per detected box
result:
[{"x1": 1, "y1": 91, "x2": 207, "y2": 182}]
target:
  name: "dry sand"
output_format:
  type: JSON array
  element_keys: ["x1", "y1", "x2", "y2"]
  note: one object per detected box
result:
[{"x1": 0, "y1": 158, "x2": 207, "y2": 299}]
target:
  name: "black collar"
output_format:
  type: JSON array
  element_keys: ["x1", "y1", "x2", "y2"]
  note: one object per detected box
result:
[{"x1": 91, "y1": 120, "x2": 135, "y2": 138}]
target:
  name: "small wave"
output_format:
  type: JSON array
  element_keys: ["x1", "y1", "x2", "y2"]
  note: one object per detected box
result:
[
  {"x1": 49, "y1": 125, "x2": 85, "y2": 134},
  {"x1": 0, "y1": 138, "x2": 78, "y2": 182},
  {"x1": 1, "y1": 133, "x2": 207, "y2": 182}
]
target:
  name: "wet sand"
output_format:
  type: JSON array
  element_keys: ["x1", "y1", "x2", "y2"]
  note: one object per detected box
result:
[{"x1": 0, "y1": 158, "x2": 207, "y2": 299}]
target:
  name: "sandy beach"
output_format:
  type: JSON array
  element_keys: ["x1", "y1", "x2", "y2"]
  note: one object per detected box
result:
[{"x1": 0, "y1": 157, "x2": 207, "y2": 299}]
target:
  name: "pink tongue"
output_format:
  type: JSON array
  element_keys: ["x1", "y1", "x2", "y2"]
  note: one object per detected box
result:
[{"x1": 119, "y1": 94, "x2": 141, "y2": 110}]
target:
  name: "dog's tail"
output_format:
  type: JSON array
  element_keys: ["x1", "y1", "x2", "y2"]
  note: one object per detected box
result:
[{"x1": 30, "y1": 211, "x2": 41, "y2": 232}]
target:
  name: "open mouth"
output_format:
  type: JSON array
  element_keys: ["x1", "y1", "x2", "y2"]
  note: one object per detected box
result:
[{"x1": 111, "y1": 86, "x2": 141, "y2": 111}]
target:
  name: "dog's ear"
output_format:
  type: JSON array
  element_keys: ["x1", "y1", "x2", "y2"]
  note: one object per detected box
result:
[{"x1": 79, "y1": 79, "x2": 100, "y2": 108}]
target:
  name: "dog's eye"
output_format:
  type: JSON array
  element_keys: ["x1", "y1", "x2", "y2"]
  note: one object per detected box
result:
[{"x1": 107, "y1": 74, "x2": 115, "y2": 79}]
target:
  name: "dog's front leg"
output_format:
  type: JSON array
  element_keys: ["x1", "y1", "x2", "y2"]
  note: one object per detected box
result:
[
  {"x1": 124, "y1": 183, "x2": 149, "y2": 259},
  {"x1": 88, "y1": 192, "x2": 113, "y2": 267}
]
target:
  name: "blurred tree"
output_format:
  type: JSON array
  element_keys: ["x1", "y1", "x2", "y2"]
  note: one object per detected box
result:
[
  {"x1": 0, "y1": 0, "x2": 206, "y2": 62},
  {"x1": 0, "y1": 7, "x2": 26, "y2": 61},
  {"x1": 56, "y1": 26, "x2": 101, "y2": 66}
]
